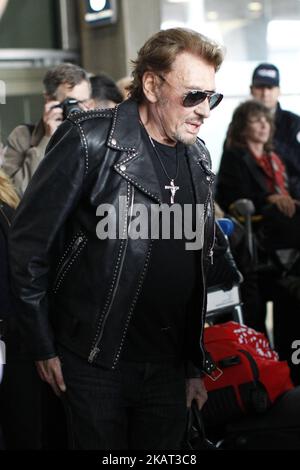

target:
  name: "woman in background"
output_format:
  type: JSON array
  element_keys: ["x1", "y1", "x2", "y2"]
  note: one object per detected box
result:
[{"x1": 216, "y1": 100, "x2": 300, "y2": 250}]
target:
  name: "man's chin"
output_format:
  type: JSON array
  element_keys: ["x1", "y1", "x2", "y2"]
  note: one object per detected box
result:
[{"x1": 176, "y1": 134, "x2": 198, "y2": 145}]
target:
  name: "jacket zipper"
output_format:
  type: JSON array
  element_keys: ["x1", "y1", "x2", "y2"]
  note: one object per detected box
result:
[
  {"x1": 199, "y1": 249, "x2": 207, "y2": 366},
  {"x1": 199, "y1": 175, "x2": 215, "y2": 369},
  {"x1": 208, "y1": 190, "x2": 215, "y2": 265},
  {"x1": 88, "y1": 185, "x2": 135, "y2": 363},
  {"x1": 53, "y1": 235, "x2": 85, "y2": 292}
]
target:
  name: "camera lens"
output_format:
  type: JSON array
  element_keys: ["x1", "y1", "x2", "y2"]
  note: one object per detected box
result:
[{"x1": 61, "y1": 98, "x2": 81, "y2": 120}]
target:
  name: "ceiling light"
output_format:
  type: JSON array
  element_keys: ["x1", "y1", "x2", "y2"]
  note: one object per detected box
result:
[
  {"x1": 248, "y1": 2, "x2": 263, "y2": 12},
  {"x1": 89, "y1": 0, "x2": 107, "y2": 11},
  {"x1": 167, "y1": 0, "x2": 190, "y2": 3},
  {"x1": 207, "y1": 11, "x2": 219, "y2": 21}
]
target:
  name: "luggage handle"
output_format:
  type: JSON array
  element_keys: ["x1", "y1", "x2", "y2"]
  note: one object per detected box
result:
[{"x1": 218, "y1": 355, "x2": 241, "y2": 368}]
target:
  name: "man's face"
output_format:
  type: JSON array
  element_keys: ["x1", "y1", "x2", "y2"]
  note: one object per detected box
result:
[
  {"x1": 48, "y1": 80, "x2": 91, "y2": 109},
  {"x1": 250, "y1": 85, "x2": 280, "y2": 111},
  {"x1": 151, "y1": 52, "x2": 217, "y2": 145}
]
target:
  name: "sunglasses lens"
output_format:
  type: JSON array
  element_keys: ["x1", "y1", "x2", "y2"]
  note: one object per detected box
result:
[
  {"x1": 183, "y1": 91, "x2": 223, "y2": 109},
  {"x1": 183, "y1": 91, "x2": 206, "y2": 107},
  {"x1": 209, "y1": 93, "x2": 223, "y2": 110}
]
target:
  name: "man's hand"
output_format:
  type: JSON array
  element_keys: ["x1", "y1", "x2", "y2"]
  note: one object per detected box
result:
[
  {"x1": 43, "y1": 101, "x2": 63, "y2": 137},
  {"x1": 267, "y1": 194, "x2": 296, "y2": 218},
  {"x1": 36, "y1": 356, "x2": 66, "y2": 397},
  {"x1": 186, "y1": 378, "x2": 208, "y2": 410}
]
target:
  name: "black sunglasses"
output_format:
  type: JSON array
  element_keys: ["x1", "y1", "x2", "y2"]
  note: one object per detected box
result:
[{"x1": 158, "y1": 74, "x2": 223, "y2": 110}]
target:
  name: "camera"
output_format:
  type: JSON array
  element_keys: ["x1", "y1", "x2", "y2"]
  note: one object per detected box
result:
[
  {"x1": 61, "y1": 98, "x2": 82, "y2": 119},
  {"x1": 53, "y1": 98, "x2": 82, "y2": 120}
]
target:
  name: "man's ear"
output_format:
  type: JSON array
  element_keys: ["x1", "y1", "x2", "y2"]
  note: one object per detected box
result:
[{"x1": 142, "y1": 71, "x2": 160, "y2": 104}]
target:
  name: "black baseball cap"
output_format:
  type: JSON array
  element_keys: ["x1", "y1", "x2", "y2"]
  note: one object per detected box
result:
[{"x1": 251, "y1": 63, "x2": 280, "y2": 87}]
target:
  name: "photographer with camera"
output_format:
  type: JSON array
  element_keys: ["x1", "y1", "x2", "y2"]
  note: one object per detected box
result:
[{"x1": 2, "y1": 63, "x2": 91, "y2": 197}]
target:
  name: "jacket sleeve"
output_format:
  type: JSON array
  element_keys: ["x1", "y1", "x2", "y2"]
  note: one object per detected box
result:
[
  {"x1": 2, "y1": 125, "x2": 50, "y2": 197},
  {"x1": 9, "y1": 120, "x2": 85, "y2": 360},
  {"x1": 185, "y1": 361, "x2": 202, "y2": 378},
  {"x1": 207, "y1": 222, "x2": 243, "y2": 289}
]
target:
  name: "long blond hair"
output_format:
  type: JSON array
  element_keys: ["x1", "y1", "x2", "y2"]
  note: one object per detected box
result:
[{"x1": 0, "y1": 169, "x2": 19, "y2": 209}]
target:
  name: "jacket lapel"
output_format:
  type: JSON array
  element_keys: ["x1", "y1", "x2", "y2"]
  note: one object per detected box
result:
[{"x1": 108, "y1": 100, "x2": 163, "y2": 203}]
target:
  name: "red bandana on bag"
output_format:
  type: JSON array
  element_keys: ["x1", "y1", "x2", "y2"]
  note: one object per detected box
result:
[{"x1": 252, "y1": 151, "x2": 290, "y2": 196}]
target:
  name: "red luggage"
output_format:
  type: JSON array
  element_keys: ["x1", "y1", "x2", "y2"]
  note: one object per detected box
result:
[{"x1": 202, "y1": 322, "x2": 294, "y2": 425}]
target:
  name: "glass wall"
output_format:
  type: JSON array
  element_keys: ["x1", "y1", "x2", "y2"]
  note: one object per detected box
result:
[
  {"x1": 0, "y1": 0, "x2": 59, "y2": 49},
  {"x1": 161, "y1": 0, "x2": 300, "y2": 171},
  {"x1": 0, "y1": 0, "x2": 78, "y2": 143}
]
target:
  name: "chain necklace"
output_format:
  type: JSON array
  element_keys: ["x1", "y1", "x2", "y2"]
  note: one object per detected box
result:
[{"x1": 148, "y1": 135, "x2": 180, "y2": 204}]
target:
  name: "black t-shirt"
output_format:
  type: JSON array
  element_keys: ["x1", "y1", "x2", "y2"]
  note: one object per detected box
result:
[{"x1": 121, "y1": 128, "x2": 199, "y2": 362}]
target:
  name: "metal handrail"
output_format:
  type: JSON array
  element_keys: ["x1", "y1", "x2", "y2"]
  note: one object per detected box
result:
[{"x1": 0, "y1": 48, "x2": 79, "y2": 66}]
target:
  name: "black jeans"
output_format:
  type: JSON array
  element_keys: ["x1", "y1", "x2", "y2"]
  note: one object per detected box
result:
[{"x1": 58, "y1": 345, "x2": 187, "y2": 450}]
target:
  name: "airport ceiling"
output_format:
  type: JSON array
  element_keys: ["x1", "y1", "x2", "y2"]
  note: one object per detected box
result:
[
  {"x1": 203, "y1": 0, "x2": 300, "y2": 20},
  {"x1": 162, "y1": 0, "x2": 300, "y2": 24}
]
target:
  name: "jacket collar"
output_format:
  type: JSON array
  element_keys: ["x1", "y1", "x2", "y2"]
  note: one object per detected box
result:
[
  {"x1": 107, "y1": 99, "x2": 141, "y2": 152},
  {"x1": 186, "y1": 140, "x2": 215, "y2": 204},
  {"x1": 109, "y1": 99, "x2": 213, "y2": 204}
]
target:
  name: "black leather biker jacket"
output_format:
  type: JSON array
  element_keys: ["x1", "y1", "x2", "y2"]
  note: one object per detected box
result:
[{"x1": 9, "y1": 99, "x2": 215, "y2": 371}]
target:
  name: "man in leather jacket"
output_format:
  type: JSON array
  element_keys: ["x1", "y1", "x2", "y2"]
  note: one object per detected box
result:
[{"x1": 9, "y1": 28, "x2": 224, "y2": 450}]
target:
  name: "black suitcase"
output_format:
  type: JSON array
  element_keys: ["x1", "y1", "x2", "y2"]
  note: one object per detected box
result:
[
  {"x1": 219, "y1": 387, "x2": 300, "y2": 450},
  {"x1": 273, "y1": 283, "x2": 300, "y2": 386}
]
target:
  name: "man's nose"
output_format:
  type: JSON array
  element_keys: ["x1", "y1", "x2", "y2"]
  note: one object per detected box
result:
[
  {"x1": 195, "y1": 97, "x2": 210, "y2": 118},
  {"x1": 262, "y1": 88, "x2": 270, "y2": 97}
]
